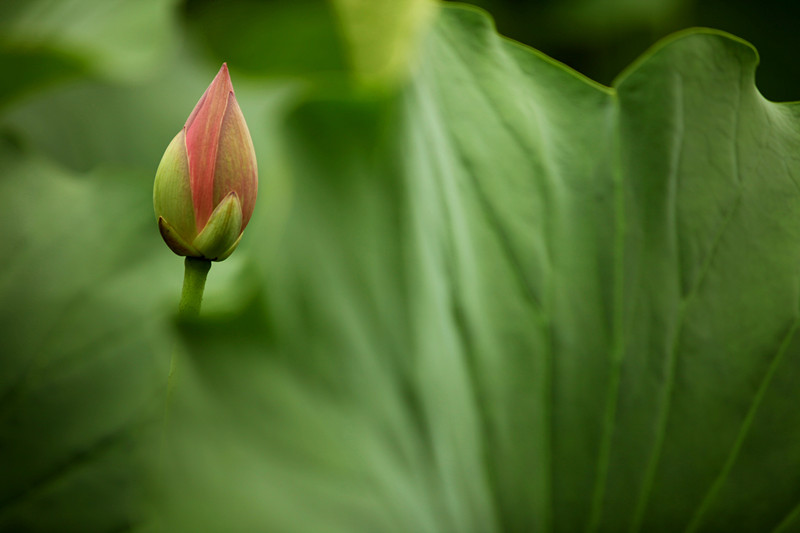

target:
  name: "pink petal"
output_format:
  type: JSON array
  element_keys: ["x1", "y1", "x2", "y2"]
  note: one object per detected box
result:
[
  {"x1": 184, "y1": 63, "x2": 233, "y2": 230},
  {"x1": 212, "y1": 92, "x2": 258, "y2": 230}
]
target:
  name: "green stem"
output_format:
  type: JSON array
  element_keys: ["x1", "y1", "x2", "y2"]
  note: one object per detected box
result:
[
  {"x1": 164, "y1": 258, "x2": 211, "y2": 428},
  {"x1": 160, "y1": 258, "x2": 212, "y2": 475},
  {"x1": 178, "y1": 257, "x2": 212, "y2": 318}
]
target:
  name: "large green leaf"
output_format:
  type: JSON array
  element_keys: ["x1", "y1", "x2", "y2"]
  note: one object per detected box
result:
[
  {"x1": 157, "y1": 6, "x2": 800, "y2": 533},
  {"x1": 2, "y1": 2, "x2": 800, "y2": 532}
]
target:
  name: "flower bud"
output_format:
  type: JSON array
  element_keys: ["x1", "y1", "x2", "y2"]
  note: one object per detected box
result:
[{"x1": 154, "y1": 63, "x2": 257, "y2": 261}]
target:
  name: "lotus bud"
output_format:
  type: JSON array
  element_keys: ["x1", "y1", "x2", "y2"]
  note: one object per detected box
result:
[{"x1": 154, "y1": 63, "x2": 257, "y2": 261}]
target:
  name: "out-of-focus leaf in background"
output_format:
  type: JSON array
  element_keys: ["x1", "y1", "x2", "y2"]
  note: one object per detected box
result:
[
  {"x1": 454, "y1": 0, "x2": 800, "y2": 101},
  {"x1": 0, "y1": 136, "x2": 171, "y2": 532},
  {"x1": 3, "y1": 1, "x2": 800, "y2": 532},
  {"x1": 183, "y1": 0, "x2": 347, "y2": 77},
  {"x1": 0, "y1": 0, "x2": 179, "y2": 106},
  {"x1": 330, "y1": 0, "x2": 435, "y2": 85}
]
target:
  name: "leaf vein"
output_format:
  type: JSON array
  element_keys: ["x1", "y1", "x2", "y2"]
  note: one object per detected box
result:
[
  {"x1": 0, "y1": 423, "x2": 135, "y2": 514},
  {"x1": 437, "y1": 23, "x2": 555, "y2": 531},
  {"x1": 772, "y1": 499, "x2": 800, "y2": 533},
  {"x1": 630, "y1": 60, "x2": 746, "y2": 532},
  {"x1": 684, "y1": 316, "x2": 800, "y2": 532}
]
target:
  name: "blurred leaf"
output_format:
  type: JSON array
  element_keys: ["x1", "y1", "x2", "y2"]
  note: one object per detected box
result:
[
  {"x1": 183, "y1": 0, "x2": 348, "y2": 77},
  {"x1": 548, "y1": 0, "x2": 689, "y2": 36},
  {"x1": 331, "y1": 0, "x2": 436, "y2": 85},
  {"x1": 4, "y1": 2, "x2": 800, "y2": 533},
  {"x1": 0, "y1": 47, "x2": 86, "y2": 109},
  {"x1": 1, "y1": 79, "x2": 193, "y2": 172},
  {"x1": 0, "y1": 139, "x2": 176, "y2": 532},
  {"x1": 0, "y1": 0, "x2": 178, "y2": 83},
  {"x1": 183, "y1": 0, "x2": 436, "y2": 86}
]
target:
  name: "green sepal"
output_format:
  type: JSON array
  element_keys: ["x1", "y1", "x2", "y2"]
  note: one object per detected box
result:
[
  {"x1": 153, "y1": 130, "x2": 196, "y2": 242},
  {"x1": 215, "y1": 233, "x2": 243, "y2": 262},
  {"x1": 158, "y1": 216, "x2": 201, "y2": 257},
  {"x1": 192, "y1": 191, "x2": 243, "y2": 261}
]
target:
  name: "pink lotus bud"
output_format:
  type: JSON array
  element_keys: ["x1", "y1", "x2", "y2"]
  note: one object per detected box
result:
[{"x1": 153, "y1": 63, "x2": 257, "y2": 261}]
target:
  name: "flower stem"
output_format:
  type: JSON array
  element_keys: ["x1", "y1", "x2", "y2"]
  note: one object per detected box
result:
[
  {"x1": 164, "y1": 257, "x2": 211, "y2": 431},
  {"x1": 178, "y1": 257, "x2": 212, "y2": 318}
]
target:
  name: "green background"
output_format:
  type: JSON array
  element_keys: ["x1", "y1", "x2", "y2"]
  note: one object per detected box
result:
[{"x1": 2, "y1": 1, "x2": 800, "y2": 532}]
